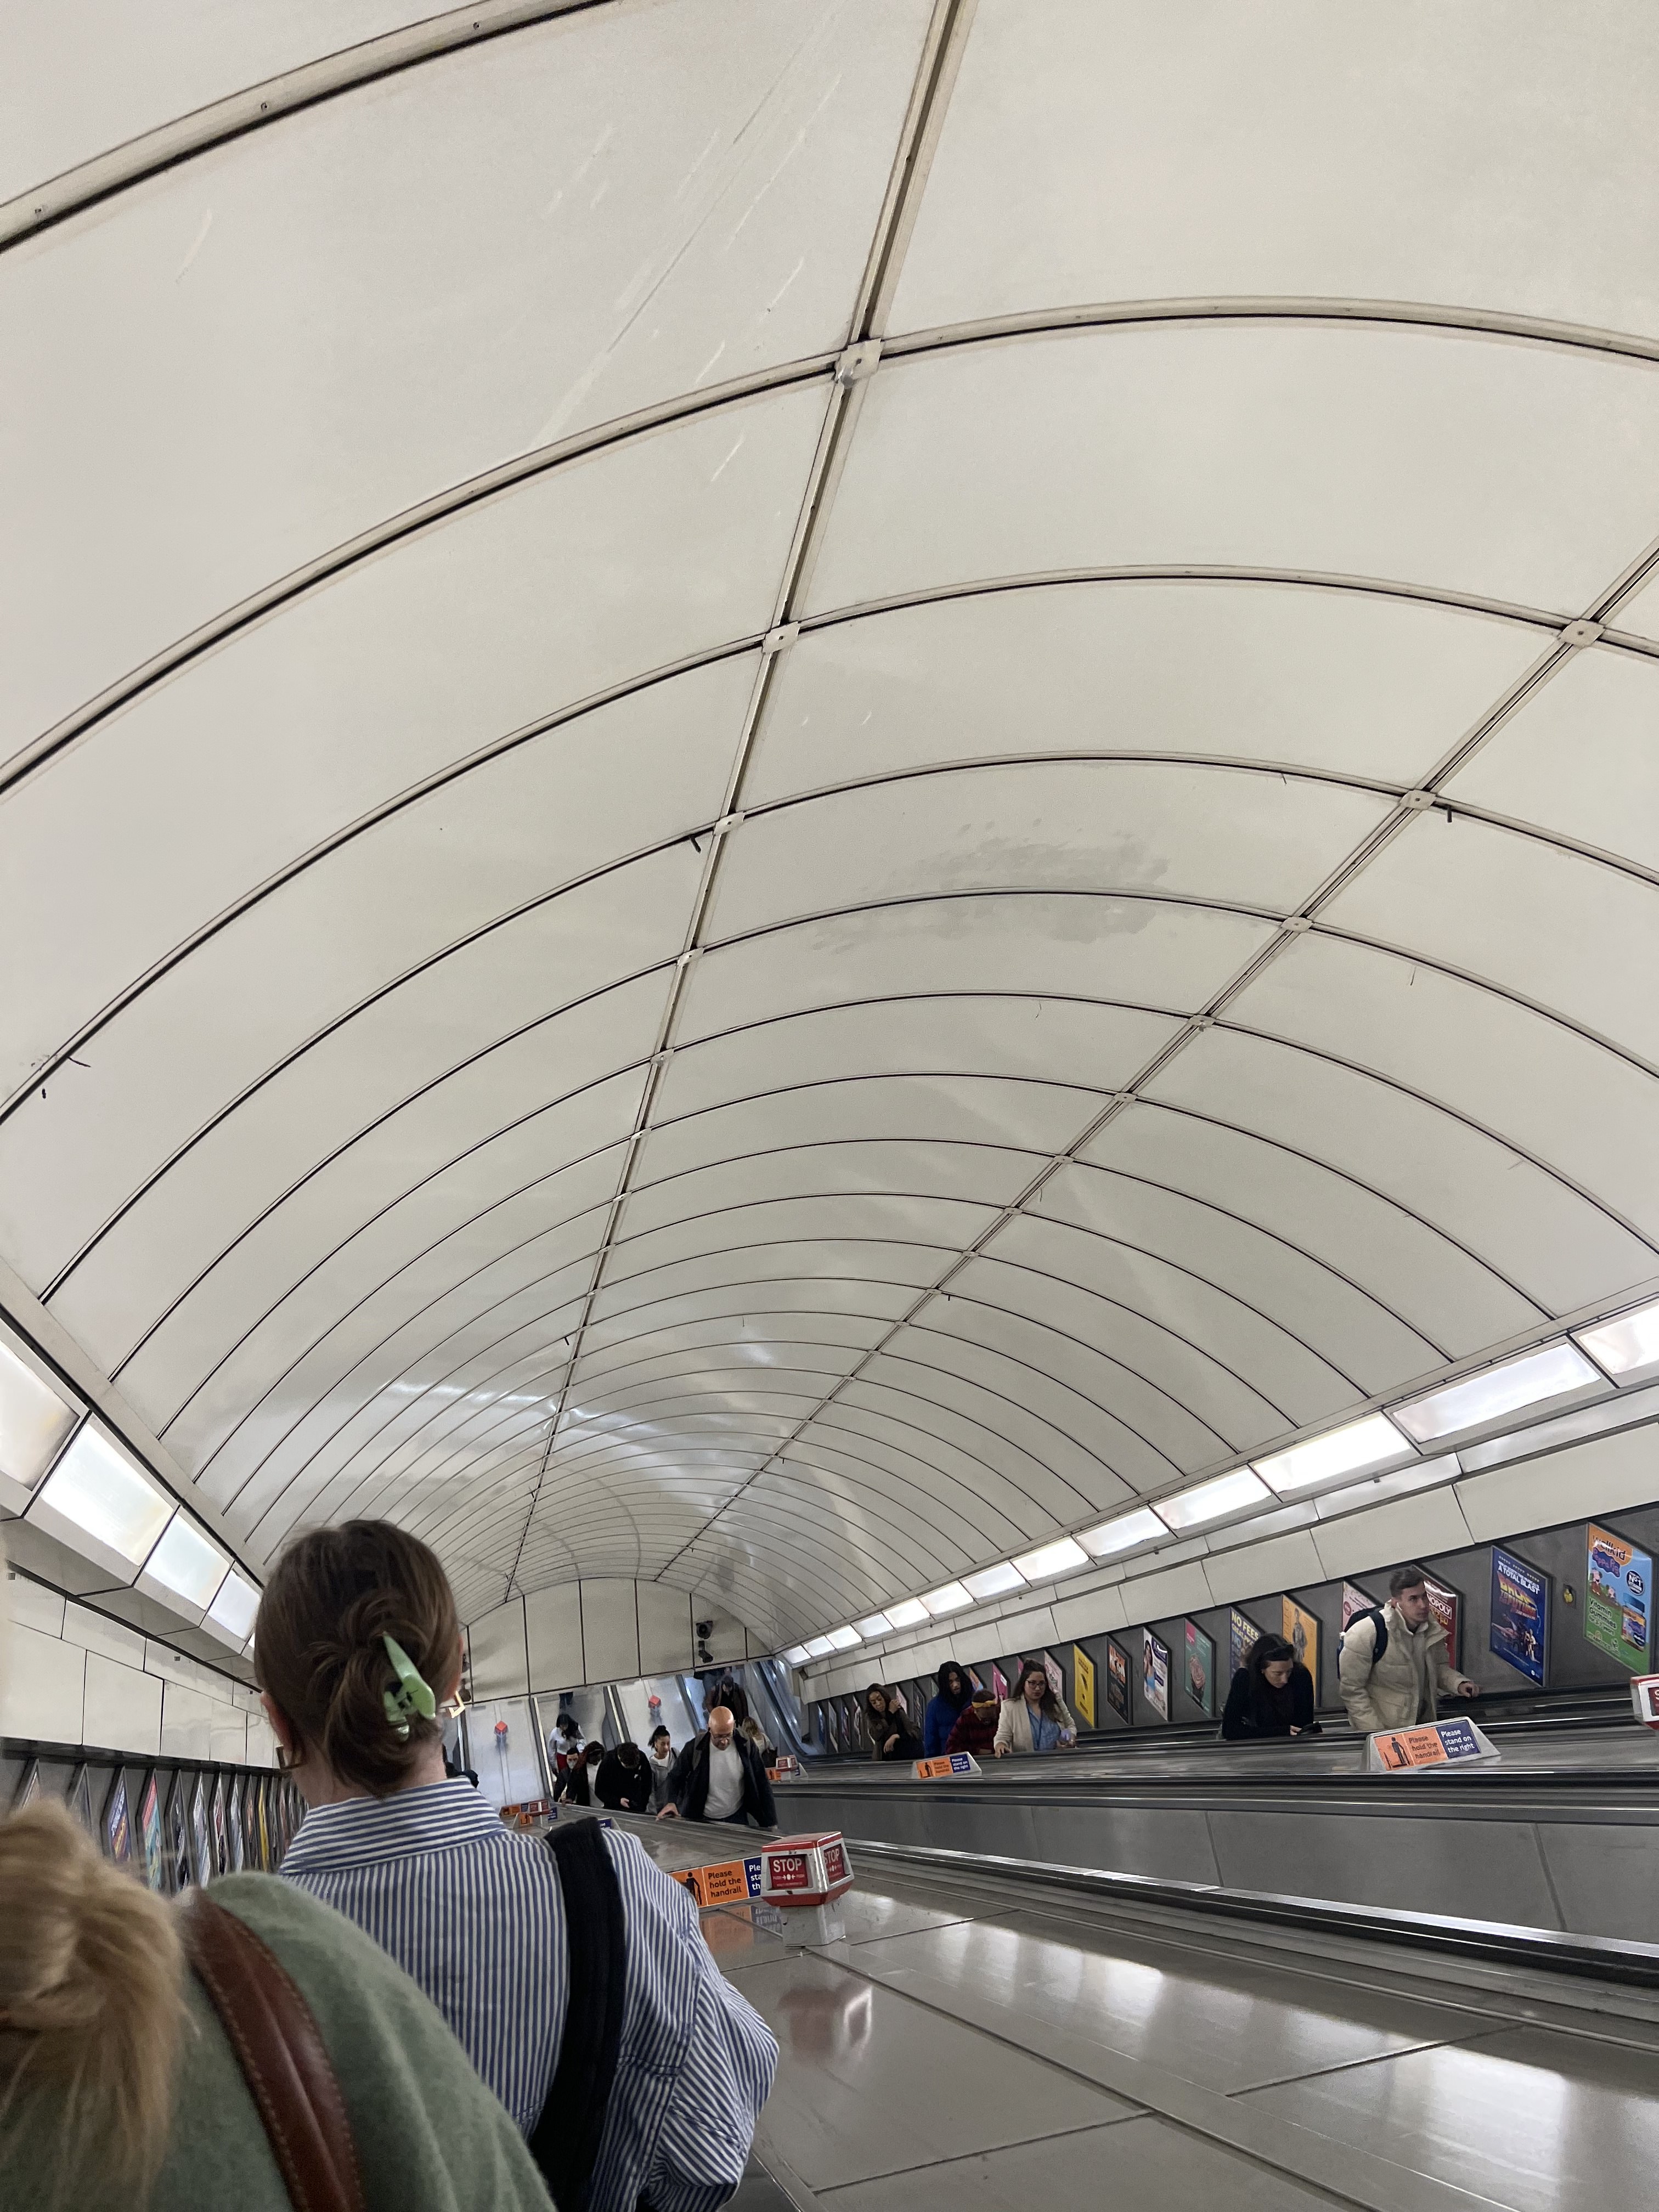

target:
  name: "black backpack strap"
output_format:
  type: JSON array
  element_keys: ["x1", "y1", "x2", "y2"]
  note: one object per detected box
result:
[
  {"x1": 1348, "y1": 1605, "x2": 1388, "y2": 1663},
  {"x1": 529, "y1": 1819, "x2": 629, "y2": 2212}
]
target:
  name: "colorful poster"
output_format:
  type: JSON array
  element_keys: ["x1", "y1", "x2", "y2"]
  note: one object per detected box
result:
[
  {"x1": 1228, "y1": 1607, "x2": 1262, "y2": 1680},
  {"x1": 1341, "y1": 1582, "x2": 1376, "y2": 1632},
  {"x1": 167, "y1": 1775, "x2": 191, "y2": 1892},
  {"x1": 211, "y1": 1777, "x2": 229, "y2": 1877},
  {"x1": 68, "y1": 1763, "x2": 95, "y2": 1836},
  {"x1": 1424, "y1": 1573, "x2": 1462, "y2": 1668},
  {"x1": 1282, "y1": 1597, "x2": 1321, "y2": 1702},
  {"x1": 140, "y1": 1773, "x2": 165, "y2": 1892},
  {"x1": 1105, "y1": 1641, "x2": 1130, "y2": 1722},
  {"x1": 1072, "y1": 1646, "x2": 1096, "y2": 1729},
  {"x1": 1184, "y1": 1621, "x2": 1216, "y2": 1717},
  {"x1": 1586, "y1": 1524, "x2": 1653, "y2": 1671},
  {"x1": 103, "y1": 1770, "x2": 131, "y2": 1866},
  {"x1": 1042, "y1": 1650, "x2": 1066, "y2": 1705},
  {"x1": 990, "y1": 1663, "x2": 1009, "y2": 1700},
  {"x1": 190, "y1": 1775, "x2": 211, "y2": 1885},
  {"x1": 1490, "y1": 1546, "x2": 1548, "y2": 1684},
  {"x1": 1142, "y1": 1629, "x2": 1170, "y2": 1721}
]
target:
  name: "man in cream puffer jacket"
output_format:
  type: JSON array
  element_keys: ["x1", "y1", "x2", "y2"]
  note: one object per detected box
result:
[{"x1": 1339, "y1": 1564, "x2": 1480, "y2": 1735}]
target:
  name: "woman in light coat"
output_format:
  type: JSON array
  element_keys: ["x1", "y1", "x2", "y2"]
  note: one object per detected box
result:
[{"x1": 994, "y1": 1660, "x2": 1077, "y2": 1755}]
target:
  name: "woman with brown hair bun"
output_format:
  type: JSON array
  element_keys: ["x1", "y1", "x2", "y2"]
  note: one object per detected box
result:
[
  {"x1": 0, "y1": 1538, "x2": 554, "y2": 2212},
  {"x1": 257, "y1": 1520, "x2": 775, "y2": 2212}
]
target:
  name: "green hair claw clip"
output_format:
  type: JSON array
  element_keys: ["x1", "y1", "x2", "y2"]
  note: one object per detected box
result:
[{"x1": 382, "y1": 1635, "x2": 438, "y2": 1739}]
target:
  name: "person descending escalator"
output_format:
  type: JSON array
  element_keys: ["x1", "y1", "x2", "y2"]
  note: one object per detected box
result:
[
  {"x1": 593, "y1": 1741, "x2": 653, "y2": 1815},
  {"x1": 252, "y1": 1521, "x2": 776, "y2": 2212},
  {"x1": 944, "y1": 1684, "x2": 1001, "y2": 1758},
  {"x1": 922, "y1": 1663, "x2": 974, "y2": 1756},
  {"x1": 862, "y1": 1684, "x2": 921, "y2": 1762},
  {"x1": 1220, "y1": 1634, "x2": 1321, "y2": 1741},
  {"x1": 656, "y1": 1707, "x2": 778, "y2": 1829},
  {"x1": 994, "y1": 1661, "x2": 1077, "y2": 1756},
  {"x1": 557, "y1": 1741, "x2": 604, "y2": 1807}
]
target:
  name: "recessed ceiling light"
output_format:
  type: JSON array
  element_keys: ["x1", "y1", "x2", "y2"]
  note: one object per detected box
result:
[
  {"x1": 1011, "y1": 1536, "x2": 1089, "y2": 1582},
  {"x1": 1078, "y1": 1507, "x2": 1165, "y2": 1558},
  {"x1": 1253, "y1": 1412, "x2": 1412, "y2": 1496},
  {"x1": 1154, "y1": 1468, "x2": 1269, "y2": 1532},
  {"x1": 962, "y1": 1561, "x2": 1026, "y2": 1599},
  {"x1": 920, "y1": 1581, "x2": 973, "y2": 1615},
  {"x1": 1392, "y1": 1342, "x2": 1601, "y2": 1445}
]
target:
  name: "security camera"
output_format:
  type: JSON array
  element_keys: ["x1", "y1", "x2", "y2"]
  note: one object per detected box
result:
[{"x1": 695, "y1": 1618, "x2": 714, "y2": 1638}]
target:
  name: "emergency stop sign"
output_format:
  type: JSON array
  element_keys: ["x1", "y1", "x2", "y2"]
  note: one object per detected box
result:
[{"x1": 759, "y1": 1830, "x2": 854, "y2": 1906}]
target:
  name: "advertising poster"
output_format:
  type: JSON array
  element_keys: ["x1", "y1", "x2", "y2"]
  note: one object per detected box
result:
[
  {"x1": 166, "y1": 1775, "x2": 191, "y2": 1892},
  {"x1": 1042, "y1": 1649, "x2": 1066, "y2": 1705},
  {"x1": 140, "y1": 1773, "x2": 165, "y2": 1892},
  {"x1": 190, "y1": 1775, "x2": 212, "y2": 1885},
  {"x1": 1341, "y1": 1582, "x2": 1376, "y2": 1632},
  {"x1": 1073, "y1": 1646, "x2": 1097, "y2": 1728},
  {"x1": 1228, "y1": 1607, "x2": 1262, "y2": 1680},
  {"x1": 1586, "y1": 1524, "x2": 1654, "y2": 1671},
  {"x1": 1490, "y1": 1545, "x2": 1548, "y2": 1684},
  {"x1": 103, "y1": 1770, "x2": 131, "y2": 1867},
  {"x1": 1281, "y1": 1597, "x2": 1321, "y2": 1702},
  {"x1": 211, "y1": 1778, "x2": 229, "y2": 1877},
  {"x1": 1105, "y1": 1640, "x2": 1130, "y2": 1721},
  {"x1": 1424, "y1": 1573, "x2": 1462, "y2": 1667},
  {"x1": 1184, "y1": 1621, "x2": 1216, "y2": 1716},
  {"x1": 68, "y1": 1763, "x2": 95, "y2": 1837},
  {"x1": 1142, "y1": 1628, "x2": 1171, "y2": 1721},
  {"x1": 991, "y1": 1663, "x2": 1009, "y2": 1700}
]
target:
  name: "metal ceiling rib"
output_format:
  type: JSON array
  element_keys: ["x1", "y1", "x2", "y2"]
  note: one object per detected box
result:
[{"x1": 8, "y1": 3, "x2": 1659, "y2": 1641}]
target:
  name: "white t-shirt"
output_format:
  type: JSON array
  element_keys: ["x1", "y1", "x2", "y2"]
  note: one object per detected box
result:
[{"x1": 703, "y1": 1740, "x2": 745, "y2": 1821}]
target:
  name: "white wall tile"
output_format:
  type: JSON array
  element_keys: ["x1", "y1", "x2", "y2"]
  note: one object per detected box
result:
[
  {"x1": 5, "y1": 1571, "x2": 64, "y2": 1637},
  {"x1": 82, "y1": 1651, "x2": 162, "y2": 1756},
  {"x1": 246, "y1": 1713, "x2": 276, "y2": 1768},
  {"x1": 63, "y1": 1600, "x2": 148, "y2": 1667},
  {"x1": 3, "y1": 1620, "x2": 86, "y2": 1742},
  {"x1": 160, "y1": 1681, "x2": 213, "y2": 1759},
  {"x1": 1202, "y1": 1530, "x2": 1327, "y2": 1606},
  {"x1": 636, "y1": 1582, "x2": 692, "y2": 1674},
  {"x1": 1050, "y1": 1584, "x2": 1130, "y2": 1641},
  {"x1": 580, "y1": 1579, "x2": 640, "y2": 1685},
  {"x1": 1455, "y1": 1424, "x2": 1659, "y2": 1544},
  {"x1": 1115, "y1": 1561, "x2": 1212, "y2": 1624},
  {"x1": 467, "y1": 1598, "x2": 530, "y2": 1697},
  {"x1": 1311, "y1": 1483, "x2": 1475, "y2": 1582},
  {"x1": 210, "y1": 1711, "x2": 247, "y2": 1764},
  {"x1": 524, "y1": 1585, "x2": 583, "y2": 1691}
]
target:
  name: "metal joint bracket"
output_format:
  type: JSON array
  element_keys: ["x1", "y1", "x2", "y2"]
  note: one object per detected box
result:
[
  {"x1": 1190, "y1": 1014, "x2": 1216, "y2": 1031},
  {"x1": 1280, "y1": 915, "x2": 1312, "y2": 935},
  {"x1": 1402, "y1": 790, "x2": 1436, "y2": 810},
  {"x1": 761, "y1": 623, "x2": 799, "y2": 657},
  {"x1": 1561, "y1": 618, "x2": 1604, "y2": 646},
  {"x1": 714, "y1": 811, "x2": 744, "y2": 836},
  {"x1": 836, "y1": 339, "x2": 883, "y2": 386}
]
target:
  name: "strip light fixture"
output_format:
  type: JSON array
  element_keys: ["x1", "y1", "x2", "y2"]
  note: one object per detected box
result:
[
  {"x1": 1392, "y1": 1341, "x2": 1601, "y2": 1446},
  {"x1": 1253, "y1": 1412, "x2": 1412, "y2": 1497},
  {"x1": 1575, "y1": 1295, "x2": 1659, "y2": 1389}
]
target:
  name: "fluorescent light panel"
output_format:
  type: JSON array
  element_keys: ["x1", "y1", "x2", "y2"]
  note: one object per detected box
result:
[
  {"x1": 883, "y1": 1598, "x2": 930, "y2": 1629},
  {"x1": 1155, "y1": 1467, "x2": 1269, "y2": 1532},
  {"x1": 1254, "y1": 1412, "x2": 1412, "y2": 1496},
  {"x1": 1079, "y1": 1506, "x2": 1165, "y2": 1558},
  {"x1": 0, "y1": 1338, "x2": 78, "y2": 1506},
  {"x1": 782, "y1": 1645, "x2": 811, "y2": 1666},
  {"x1": 30, "y1": 1423, "x2": 173, "y2": 1579},
  {"x1": 1393, "y1": 1341, "x2": 1601, "y2": 1445},
  {"x1": 207, "y1": 1571, "x2": 261, "y2": 1643},
  {"x1": 962, "y1": 1561, "x2": 1026, "y2": 1600},
  {"x1": 826, "y1": 1624, "x2": 861, "y2": 1650},
  {"x1": 920, "y1": 1581, "x2": 972, "y2": 1616},
  {"x1": 141, "y1": 1512, "x2": 230, "y2": 1610},
  {"x1": 1575, "y1": 1297, "x2": 1659, "y2": 1387},
  {"x1": 1012, "y1": 1535, "x2": 1088, "y2": 1582},
  {"x1": 803, "y1": 1634, "x2": 835, "y2": 1658},
  {"x1": 853, "y1": 1613, "x2": 892, "y2": 1638}
]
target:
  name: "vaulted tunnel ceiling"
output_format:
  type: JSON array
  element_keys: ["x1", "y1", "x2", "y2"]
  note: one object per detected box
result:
[{"x1": 4, "y1": 0, "x2": 1659, "y2": 1640}]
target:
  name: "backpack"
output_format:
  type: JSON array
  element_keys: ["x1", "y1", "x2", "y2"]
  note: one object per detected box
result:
[
  {"x1": 1342, "y1": 1606, "x2": 1389, "y2": 1664},
  {"x1": 531, "y1": 1820, "x2": 627, "y2": 2212}
]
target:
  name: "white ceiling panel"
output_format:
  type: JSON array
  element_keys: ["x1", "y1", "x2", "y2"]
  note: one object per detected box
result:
[
  {"x1": 603, "y1": 1192, "x2": 996, "y2": 1289},
  {"x1": 640, "y1": 1074, "x2": 1094, "y2": 1185},
  {"x1": 1324, "y1": 815, "x2": 1659, "y2": 1065},
  {"x1": 3, "y1": 647, "x2": 748, "y2": 1127},
  {"x1": 0, "y1": 2, "x2": 447, "y2": 198},
  {"x1": 3, "y1": 0, "x2": 927, "y2": 753},
  {"x1": 1081, "y1": 1101, "x2": 1543, "y2": 1355},
  {"x1": 573, "y1": 1313, "x2": 882, "y2": 1389},
  {"x1": 653, "y1": 998, "x2": 1181, "y2": 1124},
  {"x1": 1228, "y1": 935, "x2": 1659, "y2": 1243},
  {"x1": 753, "y1": 585, "x2": 1539, "y2": 803},
  {"x1": 578, "y1": 1278, "x2": 914, "y2": 1361},
  {"x1": 711, "y1": 762, "x2": 1392, "y2": 939},
  {"x1": 805, "y1": 328, "x2": 1659, "y2": 620},
  {"x1": 1144, "y1": 1026, "x2": 1658, "y2": 1317},
  {"x1": 48, "y1": 849, "x2": 695, "y2": 1372},
  {"x1": 1040, "y1": 1159, "x2": 1441, "y2": 1392},
  {"x1": 1442, "y1": 647, "x2": 1659, "y2": 874},
  {"x1": 112, "y1": 1068, "x2": 644, "y2": 1439},
  {"x1": 622, "y1": 1139, "x2": 1036, "y2": 1242},
  {"x1": 585, "y1": 1239, "x2": 945, "y2": 1327},
  {"x1": 685, "y1": 893, "x2": 1275, "y2": 1041},
  {"x1": 945, "y1": 1252, "x2": 1289, "y2": 1454},
  {"x1": 890, "y1": 0, "x2": 1659, "y2": 340}
]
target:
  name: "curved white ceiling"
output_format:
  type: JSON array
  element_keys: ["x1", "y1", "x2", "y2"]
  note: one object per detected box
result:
[{"x1": 4, "y1": 0, "x2": 1659, "y2": 1639}]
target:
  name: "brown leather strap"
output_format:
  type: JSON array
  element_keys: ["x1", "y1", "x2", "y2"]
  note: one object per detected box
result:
[{"x1": 180, "y1": 1891, "x2": 366, "y2": 2212}]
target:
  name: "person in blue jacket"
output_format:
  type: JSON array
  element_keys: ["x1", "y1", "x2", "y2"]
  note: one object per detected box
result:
[{"x1": 922, "y1": 1663, "x2": 974, "y2": 1757}]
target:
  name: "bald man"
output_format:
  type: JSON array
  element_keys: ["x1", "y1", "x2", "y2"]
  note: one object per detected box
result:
[{"x1": 657, "y1": 1703, "x2": 778, "y2": 1830}]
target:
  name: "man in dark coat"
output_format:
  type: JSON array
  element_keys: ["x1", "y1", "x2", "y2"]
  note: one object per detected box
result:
[
  {"x1": 593, "y1": 1739, "x2": 654, "y2": 1813},
  {"x1": 656, "y1": 1705, "x2": 777, "y2": 1829}
]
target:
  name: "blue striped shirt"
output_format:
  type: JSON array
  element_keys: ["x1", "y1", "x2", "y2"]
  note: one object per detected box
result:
[{"x1": 281, "y1": 1781, "x2": 776, "y2": 2212}]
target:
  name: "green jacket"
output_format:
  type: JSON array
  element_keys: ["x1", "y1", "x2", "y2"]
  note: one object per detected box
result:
[{"x1": 16, "y1": 1875, "x2": 555, "y2": 2212}]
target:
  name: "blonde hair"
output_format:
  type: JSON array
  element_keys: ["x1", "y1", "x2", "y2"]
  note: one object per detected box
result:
[{"x1": 0, "y1": 1801, "x2": 185, "y2": 2199}]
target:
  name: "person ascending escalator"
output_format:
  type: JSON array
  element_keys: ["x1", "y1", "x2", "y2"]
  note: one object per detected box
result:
[{"x1": 593, "y1": 1740, "x2": 653, "y2": 1815}]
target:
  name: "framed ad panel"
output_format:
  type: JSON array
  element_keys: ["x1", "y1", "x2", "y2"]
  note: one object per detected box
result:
[
  {"x1": 1282, "y1": 1597, "x2": 1321, "y2": 1702},
  {"x1": 1490, "y1": 1546, "x2": 1548, "y2": 1685},
  {"x1": 1105, "y1": 1641, "x2": 1130, "y2": 1723},
  {"x1": 1142, "y1": 1628, "x2": 1170, "y2": 1722}
]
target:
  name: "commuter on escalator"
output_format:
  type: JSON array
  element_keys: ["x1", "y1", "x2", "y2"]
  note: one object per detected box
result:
[
  {"x1": 557, "y1": 1741, "x2": 604, "y2": 1807},
  {"x1": 862, "y1": 1683, "x2": 921, "y2": 1762},
  {"x1": 944, "y1": 1684, "x2": 1001, "y2": 1759},
  {"x1": 549, "y1": 1712, "x2": 582, "y2": 1783},
  {"x1": 647, "y1": 1724, "x2": 677, "y2": 1812},
  {"x1": 253, "y1": 1521, "x2": 776, "y2": 2211},
  {"x1": 0, "y1": 1537, "x2": 556, "y2": 2212},
  {"x1": 922, "y1": 1663, "x2": 973, "y2": 1757},
  {"x1": 994, "y1": 1661, "x2": 1077, "y2": 1756},
  {"x1": 593, "y1": 1740, "x2": 653, "y2": 1815},
  {"x1": 1220, "y1": 1634, "x2": 1321, "y2": 1741},
  {"x1": 657, "y1": 1706, "x2": 777, "y2": 1830},
  {"x1": 1338, "y1": 1564, "x2": 1479, "y2": 1736},
  {"x1": 739, "y1": 1714, "x2": 775, "y2": 1767}
]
